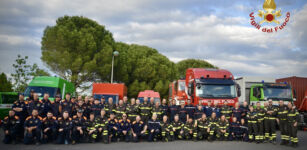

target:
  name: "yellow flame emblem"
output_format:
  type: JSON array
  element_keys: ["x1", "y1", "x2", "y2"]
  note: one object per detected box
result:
[{"x1": 258, "y1": 0, "x2": 281, "y2": 24}]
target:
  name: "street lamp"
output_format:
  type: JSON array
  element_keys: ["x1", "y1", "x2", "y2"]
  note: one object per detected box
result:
[{"x1": 111, "y1": 51, "x2": 119, "y2": 83}]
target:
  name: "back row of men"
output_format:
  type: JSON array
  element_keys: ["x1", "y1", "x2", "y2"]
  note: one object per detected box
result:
[{"x1": 2, "y1": 93, "x2": 299, "y2": 147}]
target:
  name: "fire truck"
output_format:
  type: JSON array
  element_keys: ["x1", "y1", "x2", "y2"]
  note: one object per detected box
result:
[
  {"x1": 185, "y1": 68, "x2": 240, "y2": 106},
  {"x1": 169, "y1": 79, "x2": 187, "y2": 105}
]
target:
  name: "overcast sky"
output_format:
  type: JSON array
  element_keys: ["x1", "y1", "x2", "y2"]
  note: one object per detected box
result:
[{"x1": 0, "y1": 0, "x2": 306, "y2": 79}]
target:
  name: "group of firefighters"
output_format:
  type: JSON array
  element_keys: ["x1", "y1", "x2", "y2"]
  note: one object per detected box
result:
[{"x1": 1, "y1": 92, "x2": 300, "y2": 147}]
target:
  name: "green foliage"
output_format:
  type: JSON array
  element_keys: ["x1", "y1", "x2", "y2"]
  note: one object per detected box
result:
[
  {"x1": 11, "y1": 54, "x2": 50, "y2": 92},
  {"x1": 41, "y1": 16, "x2": 217, "y2": 99},
  {"x1": 176, "y1": 59, "x2": 217, "y2": 78},
  {"x1": 113, "y1": 42, "x2": 177, "y2": 98},
  {"x1": 0, "y1": 73, "x2": 13, "y2": 92},
  {"x1": 41, "y1": 16, "x2": 115, "y2": 89}
]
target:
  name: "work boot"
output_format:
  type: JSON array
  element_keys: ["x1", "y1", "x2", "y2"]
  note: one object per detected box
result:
[
  {"x1": 272, "y1": 139, "x2": 277, "y2": 145},
  {"x1": 280, "y1": 140, "x2": 285, "y2": 145}
]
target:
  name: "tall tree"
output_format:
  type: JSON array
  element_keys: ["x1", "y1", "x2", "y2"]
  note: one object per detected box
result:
[
  {"x1": 0, "y1": 73, "x2": 13, "y2": 92},
  {"x1": 41, "y1": 16, "x2": 115, "y2": 89},
  {"x1": 176, "y1": 59, "x2": 217, "y2": 78},
  {"x1": 11, "y1": 54, "x2": 50, "y2": 92}
]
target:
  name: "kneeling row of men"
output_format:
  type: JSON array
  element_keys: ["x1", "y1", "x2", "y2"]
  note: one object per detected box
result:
[{"x1": 3, "y1": 107, "x2": 250, "y2": 145}]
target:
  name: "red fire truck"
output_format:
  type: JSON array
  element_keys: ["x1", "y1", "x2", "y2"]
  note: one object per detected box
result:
[
  {"x1": 169, "y1": 79, "x2": 187, "y2": 105},
  {"x1": 185, "y1": 68, "x2": 240, "y2": 106}
]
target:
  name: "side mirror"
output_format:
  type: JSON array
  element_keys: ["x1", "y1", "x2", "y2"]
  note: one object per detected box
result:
[
  {"x1": 197, "y1": 83, "x2": 201, "y2": 89},
  {"x1": 256, "y1": 88, "x2": 261, "y2": 98},
  {"x1": 188, "y1": 83, "x2": 192, "y2": 96},
  {"x1": 293, "y1": 89, "x2": 297, "y2": 99},
  {"x1": 237, "y1": 84, "x2": 241, "y2": 97}
]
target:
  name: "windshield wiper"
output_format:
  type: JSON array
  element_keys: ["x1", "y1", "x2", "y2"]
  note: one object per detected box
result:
[
  {"x1": 218, "y1": 94, "x2": 234, "y2": 97},
  {"x1": 202, "y1": 94, "x2": 214, "y2": 97}
]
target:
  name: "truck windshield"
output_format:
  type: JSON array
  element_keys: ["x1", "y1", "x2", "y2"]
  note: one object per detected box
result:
[
  {"x1": 263, "y1": 87, "x2": 292, "y2": 100},
  {"x1": 196, "y1": 84, "x2": 237, "y2": 98},
  {"x1": 178, "y1": 81, "x2": 185, "y2": 91},
  {"x1": 24, "y1": 86, "x2": 59, "y2": 98}
]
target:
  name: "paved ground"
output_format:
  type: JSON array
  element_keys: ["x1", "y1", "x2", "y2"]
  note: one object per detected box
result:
[{"x1": 0, "y1": 131, "x2": 306, "y2": 150}]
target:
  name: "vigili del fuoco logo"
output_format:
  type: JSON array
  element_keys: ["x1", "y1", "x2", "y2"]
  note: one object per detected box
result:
[{"x1": 250, "y1": 0, "x2": 290, "y2": 33}]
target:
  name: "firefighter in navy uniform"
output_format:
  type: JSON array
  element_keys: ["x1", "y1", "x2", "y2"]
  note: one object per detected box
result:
[
  {"x1": 126, "y1": 98, "x2": 139, "y2": 122},
  {"x1": 116, "y1": 100, "x2": 126, "y2": 120},
  {"x1": 232, "y1": 102, "x2": 243, "y2": 122},
  {"x1": 139, "y1": 97, "x2": 152, "y2": 124},
  {"x1": 169, "y1": 100, "x2": 179, "y2": 122},
  {"x1": 220, "y1": 101, "x2": 232, "y2": 121},
  {"x1": 27, "y1": 93, "x2": 43, "y2": 117},
  {"x1": 72, "y1": 100, "x2": 87, "y2": 116},
  {"x1": 161, "y1": 99, "x2": 169, "y2": 117},
  {"x1": 152, "y1": 102, "x2": 163, "y2": 120},
  {"x1": 287, "y1": 102, "x2": 299, "y2": 147},
  {"x1": 118, "y1": 114, "x2": 131, "y2": 142},
  {"x1": 131, "y1": 115, "x2": 146, "y2": 142},
  {"x1": 42, "y1": 112, "x2": 57, "y2": 143},
  {"x1": 59, "y1": 93, "x2": 74, "y2": 116},
  {"x1": 264, "y1": 100, "x2": 277, "y2": 143},
  {"x1": 40, "y1": 93, "x2": 53, "y2": 118},
  {"x1": 194, "y1": 105, "x2": 205, "y2": 120},
  {"x1": 95, "y1": 109, "x2": 109, "y2": 143},
  {"x1": 255, "y1": 102, "x2": 265, "y2": 143},
  {"x1": 170, "y1": 115, "x2": 184, "y2": 140},
  {"x1": 240, "y1": 101, "x2": 249, "y2": 121},
  {"x1": 183, "y1": 117, "x2": 196, "y2": 141},
  {"x1": 185, "y1": 100, "x2": 196, "y2": 120},
  {"x1": 217, "y1": 115, "x2": 229, "y2": 141},
  {"x1": 52, "y1": 95, "x2": 62, "y2": 117},
  {"x1": 247, "y1": 106, "x2": 258, "y2": 142},
  {"x1": 147, "y1": 113, "x2": 161, "y2": 142},
  {"x1": 178, "y1": 102, "x2": 188, "y2": 123},
  {"x1": 71, "y1": 109, "x2": 87, "y2": 144},
  {"x1": 276, "y1": 100, "x2": 289, "y2": 145},
  {"x1": 239, "y1": 118, "x2": 249, "y2": 142},
  {"x1": 91, "y1": 99, "x2": 102, "y2": 117},
  {"x1": 108, "y1": 112, "x2": 119, "y2": 142},
  {"x1": 196, "y1": 114, "x2": 209, "y2": 141},
  {"x1": 24, "y1": 109, "x2": 42, "y2": 145},
  {"x1": 11, "y1": 93, "x2": 27, "y2": 139},
  {"x1": 207, "y1": 112, "x2": 219, "y2": 141},
  {"x1": 204, "y1": 101, "x2": 213, "y2": 118},
  {"x1": 86, "y1": 112, "x2": 97, "y2": 143},
  {"x1": 2, "y1": 110, "x2": 20, "y2": 144},
  {"x1": 229, "y1": 117, "x2": 241, "y2": 141},
  {"x1": 56, "y1": 111, "x2": 73, "y2": 144}
]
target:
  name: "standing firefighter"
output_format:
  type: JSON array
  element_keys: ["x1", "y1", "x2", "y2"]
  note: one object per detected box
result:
[
  {"x1": 247, "y1": 106, "x2": 258, "y2": 142},
  {"x1": 276, "y1": 100, "x2": 289, "y2": 145},
  {"x1": 264, "y1": 100, "x2": 277, "y2": 144},
  {"x1": 139, "y1": 97, "x2": 152, "y2": 124},
  {"x1": 255, "y1": 102, "x2": 265, "y2": 143},
  {"x1": 126, "y1": 99, "x2": 139, "y2": 122},
  {"x1": 220, "y1": 101, "x2": 232, "y2": 121},
  {"x1": 286, "y1": 102, "x2": 299, "y2": 147}
]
